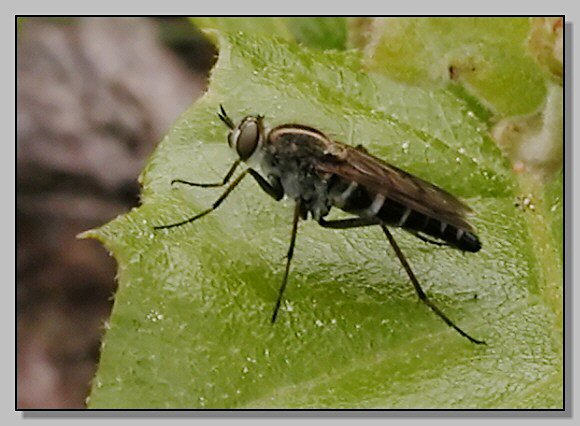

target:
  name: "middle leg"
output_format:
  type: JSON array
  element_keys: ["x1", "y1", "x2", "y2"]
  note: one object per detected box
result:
[{"x1": 271, "y1": 201, "x2": 302, "y2": 323}]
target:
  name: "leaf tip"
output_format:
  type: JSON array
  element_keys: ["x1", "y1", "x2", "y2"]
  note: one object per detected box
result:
[{"x1": 77, "y1": 228, "x2": 101, "y2": 241}]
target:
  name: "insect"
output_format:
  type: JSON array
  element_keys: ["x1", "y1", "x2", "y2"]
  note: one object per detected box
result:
[{"x1": 154, "y1": 105, "x2": 485, "y2": 345}]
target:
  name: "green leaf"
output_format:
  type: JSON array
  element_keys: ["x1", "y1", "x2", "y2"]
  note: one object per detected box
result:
[
  {"x1": 191, "y1": 17, "x2": 347, "y2": 50},
  {"x1": 285, "y1": 17, "x2": 347, "y2": 50},
  {"x1": 357, "y1": 17, "x2": 549, "y2": 117},
  {"x1": 545, "y1": 171, "x2": 563, "y2": 259},
  {"x1": 84, "y1": 31, "x2": 562, "y2": 408},
  {"x1": 514, "y1": 170, "x2": 563, "y2": 326}
]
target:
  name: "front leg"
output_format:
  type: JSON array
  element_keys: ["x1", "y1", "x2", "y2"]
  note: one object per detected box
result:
[
  {"x1": 171, "y1": 160, "x2": 241, "y2": 188},
  {"x1": 248, "y1": 170, "x2": 284, "y2": 201},
  {"x1": 153, "y1": 169, "x2": 249, "y2": 230}
]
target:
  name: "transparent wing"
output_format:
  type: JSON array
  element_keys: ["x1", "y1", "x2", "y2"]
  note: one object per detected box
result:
[{"x1": 315, "y1": 142, "x2": 476, "y2": 231}]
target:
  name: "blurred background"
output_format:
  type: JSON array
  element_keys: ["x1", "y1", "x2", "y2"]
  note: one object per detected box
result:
[{"x1": 17, "y1": 17, "x2": 216, "y2": 408}]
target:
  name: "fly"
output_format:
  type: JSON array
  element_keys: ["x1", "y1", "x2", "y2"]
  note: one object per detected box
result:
[{"x1": 154, "y1": 105, "x2": 485, "y2": 345}]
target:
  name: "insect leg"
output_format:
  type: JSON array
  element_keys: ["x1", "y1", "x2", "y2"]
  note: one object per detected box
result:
[
  {"x1": 271, "y1": 201, "x2": 301, "y2": 323},
  {"x1": 318, "y1": 217, "x2": 380, "y2": 229},
  {"x1": 171, "y1": 160, "x2": 241, "y2": 188},
  {"x1": 410, "y1": 232, "x2": 452, "y2": 247},
  {"x1": 153, "y1": 169, "x2": 249, "y2": 230},
  {"x1": 248, "y1": 170, "x2": 284, "y2": 201},
  {"x1": 380, "y1": 225, "x2": 485, "y2": 345}
]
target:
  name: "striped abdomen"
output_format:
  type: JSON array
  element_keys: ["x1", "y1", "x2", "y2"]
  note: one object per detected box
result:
[{"x1": 328, "y1": 178, "x2": 481, "y2": 253}]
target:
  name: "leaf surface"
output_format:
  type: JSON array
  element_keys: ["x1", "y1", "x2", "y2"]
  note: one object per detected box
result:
[{"x1": 85, "y1": 30, "x2": 562, "y2": 409}]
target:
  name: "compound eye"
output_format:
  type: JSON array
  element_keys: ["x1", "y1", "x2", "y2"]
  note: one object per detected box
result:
[{"x1": 236, "y1": 120, "x2": 259, "y2": 160}]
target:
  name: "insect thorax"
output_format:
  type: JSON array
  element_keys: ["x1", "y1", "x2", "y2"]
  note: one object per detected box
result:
[{"x1": 259, "y1": 142, "x2": 332, "y2": 221}]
